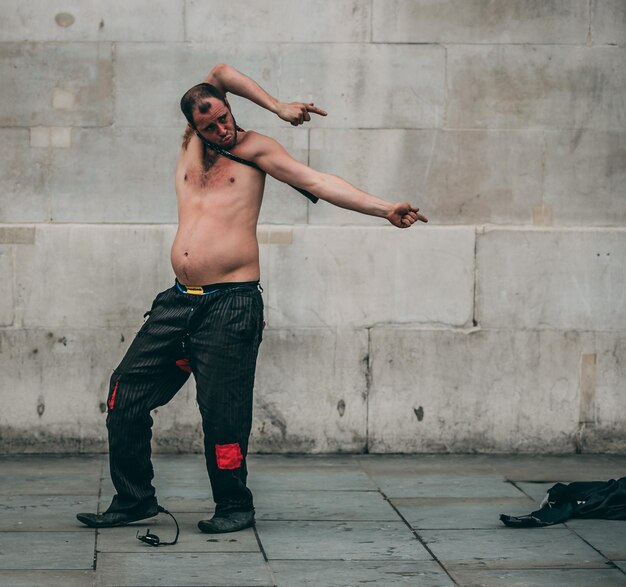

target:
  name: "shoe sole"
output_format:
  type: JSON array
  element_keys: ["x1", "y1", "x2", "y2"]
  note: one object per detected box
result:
[
  {"x1": 197, "y1": 520, "x2": 255, "y2": 534},
  {"x1": 76, "y1": 511, "x2": 158, "y2": 528}
]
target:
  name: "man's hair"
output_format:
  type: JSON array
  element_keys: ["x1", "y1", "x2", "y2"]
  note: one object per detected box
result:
[{"x1": 180, "y1": 83, "x2": 227, "y2": 128}]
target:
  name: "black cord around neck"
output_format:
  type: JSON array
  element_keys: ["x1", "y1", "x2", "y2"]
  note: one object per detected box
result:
[{"x1": 193, "y1": 129, "x2": 319, "y2": 204}]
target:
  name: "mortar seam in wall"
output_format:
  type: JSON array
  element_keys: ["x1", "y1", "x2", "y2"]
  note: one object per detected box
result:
[
  {"x1": 367, "y1": 41, "x2": 600, "y2": 47},
  {"x1": 364, "y1": 325, "x2": 626, "y2": 334},
  {"x1": 45, "y1": 148, "x2": 53, "y2": 223},
  {"x1": 472, "y1": 227, "x2": 478, "y2": 328},
  {"x1": 1, "y1": 326, "x2": 625, "y2": 334},
  {"x1": 111, "y1": 42, "x2": 117, "y2": 131},
  {"x1": 531, "y1": 132, "x2": 540, "y2": 226},
  {"x1": 306, "y1": 128, "x2": 311, "y2": 225},
  {"x1": 4, "y1": 40, "x2": 620, "y2": 47},
  {"x1": 443, "y1": 44, "x2": 448, "y2": 129},
  {"x1": 365, "y1": 326, "x2": 372, "y2": 454},
  {"x1": 587, "y1": 0, "x2": 593, "y2": 47},
  {"x1": 10, "y1": 244, "x2": 16, "y2": 328},
  {"x1": 4, "y1": 223, "x2": 626, "y2": 231},
  {"x1": 5, "y1": 125, "x2": 620, "y2": 132}
]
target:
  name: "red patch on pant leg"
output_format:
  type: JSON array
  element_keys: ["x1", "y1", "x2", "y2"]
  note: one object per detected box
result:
[
  {"x1": 175, "y1": 358, "x2": 192, "y2": 373},
  {"x1": 108, "y1": 380, "x2": 119, "y2": 410},
  {"x1": 215, "y1": 443, "x2": 243, "y2": 470}
]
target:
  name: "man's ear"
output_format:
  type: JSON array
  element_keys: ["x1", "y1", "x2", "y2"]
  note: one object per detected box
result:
[{"x1": 186, "y1": 114, "x2": 198, "y2": 131}]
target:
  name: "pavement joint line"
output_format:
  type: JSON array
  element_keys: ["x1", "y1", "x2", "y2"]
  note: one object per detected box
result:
[
  {"x1": 0, "y1": 530, "x2": 99, "y2": 533},
  {"x1": 508, "y1": 479, "x2": 543, "y2": 501},
  {"x1": 354, "y1": 458, "x2": 460, "y2": 585},
  {"x1": 604, "y1": 561, "x2": 626, "y2": 577},
  {"x1": 507, "y1": 477, "x2": 626, "y2": 570},
  {"x1": 379, "y1": 489, "x2": 460, "y2": 585},
  {"x1": 563, "y1": 522, "x2": 620, "y2": 571},
  {"x1": 446, "y1": 562, "x2": 616, "y2": 570},
  {"x1": 5, "y1": 456, "x2": 624, "y2": 583},
  {"x1": 252, "y1": 521, "x2": 276, "y2": 587},
  {"x1": 93, "y1": 457, "x2": 106, "y2": 571},
  {"x1": 257, "y1": 518, "x2": 398, "y2": 529},
  {"x1": 263, "y1": 557, "x2": 445, "y2": 562},
  {"x1": 259, "y1": 489, "x2": 382, "y2": 493}
]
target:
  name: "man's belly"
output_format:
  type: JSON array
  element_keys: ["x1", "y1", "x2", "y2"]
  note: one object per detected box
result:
[{"x1": 171, "y1": 222, "x2": 260, "y2": 286}]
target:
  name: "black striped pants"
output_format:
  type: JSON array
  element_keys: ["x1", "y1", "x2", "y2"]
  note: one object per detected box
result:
[{"x1": 104, "y1": 281, "x2": 264, "y2": 516}]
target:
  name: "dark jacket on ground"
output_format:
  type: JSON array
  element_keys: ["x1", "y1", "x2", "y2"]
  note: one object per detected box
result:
[{"x1": 501, "y1": 477, "x2": 626, "y2": 528}]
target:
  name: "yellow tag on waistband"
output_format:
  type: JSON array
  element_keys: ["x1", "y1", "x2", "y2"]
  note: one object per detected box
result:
[{"x1": 185, "y1": 286, "x2": 204, "y2": 295}]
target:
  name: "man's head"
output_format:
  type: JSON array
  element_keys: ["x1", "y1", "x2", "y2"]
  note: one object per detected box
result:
[{"x1": 180, "y1": 83, "x2": 237, "y2": 149}]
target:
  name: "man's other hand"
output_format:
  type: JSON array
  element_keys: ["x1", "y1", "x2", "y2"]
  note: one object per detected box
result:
[
  {"x1": 386, "y1": 203, "x2": 429, "y2": 228},
  {"x1": 276, "y1": 102, "x2": 327, "y2": 126}
]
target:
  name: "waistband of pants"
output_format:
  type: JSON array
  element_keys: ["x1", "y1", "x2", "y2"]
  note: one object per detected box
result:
[{"x1": 174, "y1": 278, "x2": 261, "y2": 296}]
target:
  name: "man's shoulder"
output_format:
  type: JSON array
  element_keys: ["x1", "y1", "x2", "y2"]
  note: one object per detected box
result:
[
  {"x1": 238, "y1": 129, "x2": 272, "y2": 146},
  {"x1": 236, "y1": 130, "x2": 279, "y2": 159}
]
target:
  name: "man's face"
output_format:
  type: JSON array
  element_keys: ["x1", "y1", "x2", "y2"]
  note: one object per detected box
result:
[{"x1": 193, "y1": 98, "x2": 237, "y2": 149}]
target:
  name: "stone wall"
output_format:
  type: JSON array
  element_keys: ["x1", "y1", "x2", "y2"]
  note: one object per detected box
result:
[{"x1": 1, "y1": 0, "x2": 624, "y2": 453}]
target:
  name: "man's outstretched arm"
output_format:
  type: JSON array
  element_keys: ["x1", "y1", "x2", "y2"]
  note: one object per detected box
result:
[
  {"x1": 205, "y1": 64, "x2": 327, "y2": 126},
  {"x1": 251, "y1": 133, "x2": 428, "y2": 228}
]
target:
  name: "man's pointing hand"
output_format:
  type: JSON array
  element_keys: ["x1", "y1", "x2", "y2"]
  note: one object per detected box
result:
[
  {"x1": 386, "y1": 203, "x2": 429, "y2": 228},
  {"x1": 275, "y1": 101, "x2": 328, "y2": 126}
]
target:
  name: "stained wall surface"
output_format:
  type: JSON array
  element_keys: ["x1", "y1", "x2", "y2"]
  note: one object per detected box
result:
[{"x1": 1, "y1": 0, "x2": 624, "y2": 453}]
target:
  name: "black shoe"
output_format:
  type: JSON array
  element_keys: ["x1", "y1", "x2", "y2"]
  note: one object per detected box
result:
[
  {"x1": 197, "y1": 510, "x2": 255, "y2": 534},
  {"x1": 76, "y1": 507, "x2": 159, "y2": 528}
]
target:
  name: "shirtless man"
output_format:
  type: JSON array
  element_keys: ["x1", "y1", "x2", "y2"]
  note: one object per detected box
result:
[{"x1": 77, "y1": 64, "x2": 428, "y2": 535}]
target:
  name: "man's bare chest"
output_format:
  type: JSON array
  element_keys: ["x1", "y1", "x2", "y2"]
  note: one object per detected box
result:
[{"x1": 183, "y1": 157, "x2": 243, "y2": 190}]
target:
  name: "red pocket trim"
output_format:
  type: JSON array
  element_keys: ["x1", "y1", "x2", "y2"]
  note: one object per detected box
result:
[{"x1": 215, "y1": 443, "x2": 243, "y2": 470}]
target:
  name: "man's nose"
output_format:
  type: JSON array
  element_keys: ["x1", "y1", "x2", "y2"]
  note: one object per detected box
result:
[{"x1": 217, "y1": 124, "x2": 227, "y2": 135}]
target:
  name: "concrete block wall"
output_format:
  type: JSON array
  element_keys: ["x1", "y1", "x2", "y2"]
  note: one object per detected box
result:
[{"x1": 1, "y1": 1, "x2": 624, "y2": 454}]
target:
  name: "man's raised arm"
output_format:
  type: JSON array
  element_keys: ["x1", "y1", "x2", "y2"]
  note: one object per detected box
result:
[
  {"x1": 250, "y1": 133, "x2": 428, "y2": 229},
  {"x1": 205, "y1": 64, "x2": 327, "y2": 126}
]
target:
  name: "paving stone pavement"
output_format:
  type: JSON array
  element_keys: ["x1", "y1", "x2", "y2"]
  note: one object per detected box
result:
[{"x1": 0, "y1": 453, "x2": 624, "y2": 586}]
